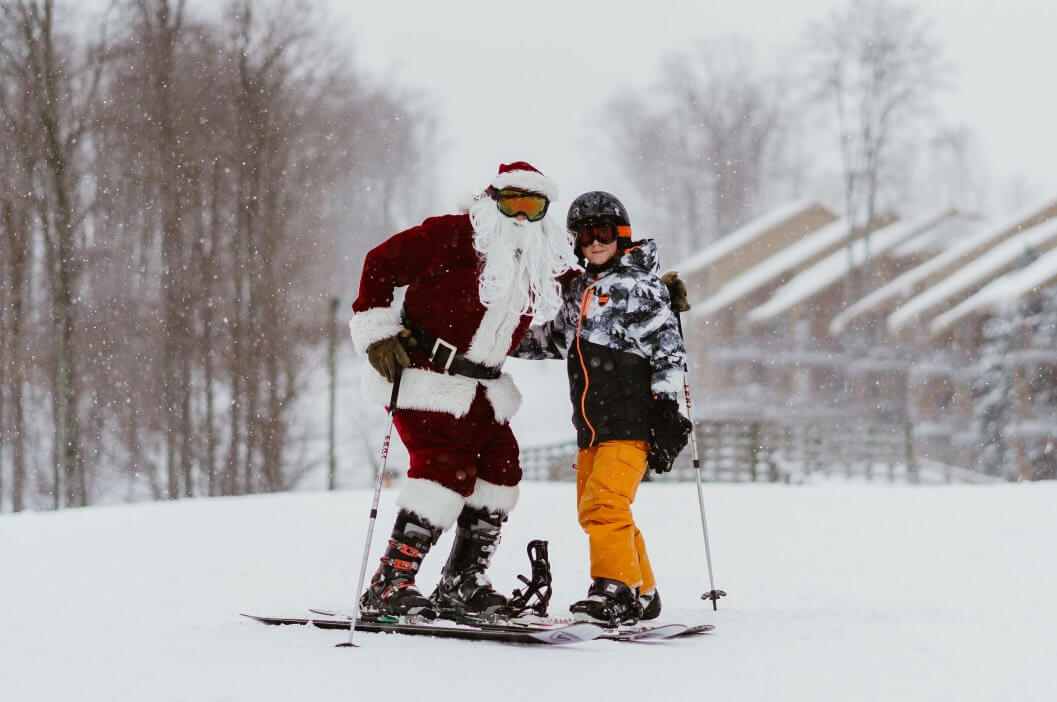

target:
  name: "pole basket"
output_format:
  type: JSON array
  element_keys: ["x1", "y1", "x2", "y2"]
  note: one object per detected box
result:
[{"x1": 701, "y1": 589, "x2": 727, "y2": 607}]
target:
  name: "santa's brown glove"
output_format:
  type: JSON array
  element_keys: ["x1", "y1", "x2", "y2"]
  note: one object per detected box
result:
[
  {"x1": 366, "y1": 329, "x2": 417, "y2": 382},
  {"x1": 661, "y1": 271, "x2": 690, "y2": 312}
]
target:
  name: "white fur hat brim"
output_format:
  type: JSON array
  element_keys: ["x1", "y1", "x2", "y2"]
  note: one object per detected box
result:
[{"x1": 492, "y1": 170, "x2": 558, "y2": 201}]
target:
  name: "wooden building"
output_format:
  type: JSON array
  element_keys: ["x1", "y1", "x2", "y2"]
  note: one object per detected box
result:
[
  {"x1": 676, "y1": 192, "x2": 1057, "y2": 480},
  {"x1": 678, "y1": 201, "x2": 836, "y2": 417},
  {"x1": 924, "y1": 246, "x2": 1057, "y2": 479},
  {"x1": 829, "y1": 196, "x2": 1057, "y2": 340},
  {"x1": 745, "y1": 210, "x2": 957, "y2": 420},
  {"x1": 687, "y1": 215, "x2": 864, "y2": 418}
]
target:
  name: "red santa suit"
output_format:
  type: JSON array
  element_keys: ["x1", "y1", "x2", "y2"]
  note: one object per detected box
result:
[{"x1": 348, "y1": 163, "x2": 566, "y2": 533}]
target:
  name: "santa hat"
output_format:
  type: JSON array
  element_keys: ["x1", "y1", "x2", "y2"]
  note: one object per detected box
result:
[{"x1": 490, "y1": 161, "x2": 558, "y2": 201}]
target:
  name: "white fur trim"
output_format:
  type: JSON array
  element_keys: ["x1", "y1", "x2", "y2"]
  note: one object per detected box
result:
[
  {"x1": 465, "y1": 299, "x2": 525, "y2": 368},
  {"x1": 397, "y1": 478, "x2": 466, "y2": 531},
  {"x1": 456, "y1": 190, "x2": 478, "y2": 213},
  {"x1": 492, "y1": 170, "x2": 558, "y2": 201},
  {"x1": 480, "y1": 374, "x2": 522, "y2": 424},
  {"x1": 466, "y1": 478, "x2": 519, "y2": 515},
  {"x1": 361, "y1": 366, "x2": 477, "y2": 417},
  {"x1": 359, "y1": 367, "x2": 522, "y2": 424},
  {"x1": 348, "y1": 306, "x2": 403, "y2": 354}
]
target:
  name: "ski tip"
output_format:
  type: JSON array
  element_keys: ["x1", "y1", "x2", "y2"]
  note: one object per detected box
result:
[
  {"x1": 335, "y1": 642, "x2": 360, "y2": 648},
  {"x1": 604, "y1": 623, "x2": 688, "y2": 641},
  {"x1": 527, "y1": 622, "x2": 604, "y2": 645},
  {"x1": 308, "y1": 608, "x2": 342, "y2": 618}
]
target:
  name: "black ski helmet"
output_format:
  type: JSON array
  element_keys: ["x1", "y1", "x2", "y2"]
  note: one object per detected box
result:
[
  {"x1": 567, "y1": 191, "x2": 633, "y2": 265},
  {"x1": 566, "y1": 191, "x2": 631, "y2": 231}
]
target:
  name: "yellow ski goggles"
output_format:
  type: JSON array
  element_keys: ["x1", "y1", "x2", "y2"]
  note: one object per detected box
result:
[{"x1": 490, "y1": 187, "x2": 550, "y2": 221}]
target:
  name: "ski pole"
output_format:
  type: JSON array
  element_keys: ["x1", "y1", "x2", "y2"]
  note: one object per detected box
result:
[
  {"x1": 675, "y1": 312, "x2": 726, "y2": 611},
  {"x1": 338, "y1": 365, "x2": 403, "y2": 648}
]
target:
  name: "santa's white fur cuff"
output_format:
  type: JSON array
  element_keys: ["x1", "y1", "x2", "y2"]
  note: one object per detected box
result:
[
  {"x1": 466, "y1": 479, "x2": 519, "y2": 515},
  {"x1": 348, "y1": 306, "x2": 403, "y2": 354},
  {"x1": 397, "y1": 478, "x2": 465, "y2": 531}
]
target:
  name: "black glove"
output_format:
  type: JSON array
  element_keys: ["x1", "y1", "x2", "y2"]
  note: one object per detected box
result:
[
  {"x1": 660, "y1": 271, "x2": 690, "y2": 312},
  {"x1": 366, "y1": 329, "x2": 417, "y2": 382},
  {"x1": 648, "y1": 398, "x2": 693, "y2": 474}
]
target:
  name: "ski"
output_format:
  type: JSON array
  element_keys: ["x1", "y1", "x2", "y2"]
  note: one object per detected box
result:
[
  {"x1": 309, "y1": 607, "x2": 602, "y2": 636},
  {"x1": 308, "y1": 608, "x2": 709, "y2": 642},
  {"x1": 562, "y1": 620, "x2": 714, "y2": 640},
  {"x1": 602, "y1": 623, "x2": 688, "y2": 641},
  {"x1": 240, "y1": 613, "x2": 603, "y2": 646}
]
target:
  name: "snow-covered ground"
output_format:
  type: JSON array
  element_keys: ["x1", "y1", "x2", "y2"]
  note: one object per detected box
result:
[{"x1": 6, "y1": 481, "x2": 1055, "y2": 702}]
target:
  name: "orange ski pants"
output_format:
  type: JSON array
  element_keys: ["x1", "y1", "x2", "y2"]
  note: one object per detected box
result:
[{"x1": 575, "y1": 440, "x2": 655, "y2": 592}]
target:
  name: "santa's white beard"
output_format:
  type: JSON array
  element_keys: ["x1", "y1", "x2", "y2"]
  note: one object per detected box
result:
[{"x1": 469, "y1": 194, "x2": 578, "y2": 322}]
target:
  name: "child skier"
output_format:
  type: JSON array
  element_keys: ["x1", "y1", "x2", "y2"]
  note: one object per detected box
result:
[{"x1": 515, "y1": 191, "x2": 692, "y2": 626}]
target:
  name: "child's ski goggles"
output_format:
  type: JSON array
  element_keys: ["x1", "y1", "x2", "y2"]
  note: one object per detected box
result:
[
  {"x1": 573, "y1": 221, "x2": 632, "y2": 247},
  {"x1": 490, "y1": 187, "x2": 550, "y2": 221}
]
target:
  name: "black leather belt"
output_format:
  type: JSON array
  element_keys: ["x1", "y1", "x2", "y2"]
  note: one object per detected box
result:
[{"x1": 402, "y1": 318, "x2": 502, "y2": 380}]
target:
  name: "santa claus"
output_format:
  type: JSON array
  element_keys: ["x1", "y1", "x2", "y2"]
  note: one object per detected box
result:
[{"x1": 348, "y1": 162, "x2": 577, "y2": 617}]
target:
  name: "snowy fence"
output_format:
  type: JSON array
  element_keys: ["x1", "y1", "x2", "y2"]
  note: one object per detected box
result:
[
  {"x1": 519, "y1": 441, "x2": 579, "y2": 482},
  {"x1": 519, "y1": 420, "x2": 997, "y2": 484}
]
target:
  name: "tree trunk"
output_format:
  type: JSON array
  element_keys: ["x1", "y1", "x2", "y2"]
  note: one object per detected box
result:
[
  {"x1": 41, "y1": 90, "x2": 84, "y2": 507},
  {"x1": 2, "y1": 198, "x2": 30, "y2": 511},
  {"x1": 201, "y1": 161, "x2": 222, "y2": 496},
  {"x1": 139, "y1": 0, "x2": 191, "y2": 500}
]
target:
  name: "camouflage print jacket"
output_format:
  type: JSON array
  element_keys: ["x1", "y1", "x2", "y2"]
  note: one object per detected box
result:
[{"x1": 514, "y1": 240, "x2": 686, "y2": 448}]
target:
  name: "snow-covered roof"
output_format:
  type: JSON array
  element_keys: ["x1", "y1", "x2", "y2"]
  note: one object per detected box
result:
[
  {"x1": 680, "y1": 199, "x2": 827, "y2": 276},
  {"x1": 888, "y1": 217, "x2": 1057, "y2": 336},
  {"x1": 930, "y1": 245, "x2": 1057, "y2": 335},
  {"x1": 746, "y1": 209, "x2": 954, "y2": 325},
  {"x1": 828, "y1": 195, "x2": 1057, "y2": 336},
  {"x1": 890, "y1": 212, "x2": 988, "y2": 258},
  {"x1": 692, "y1": 217, "x2": 850, "y2": 318}
]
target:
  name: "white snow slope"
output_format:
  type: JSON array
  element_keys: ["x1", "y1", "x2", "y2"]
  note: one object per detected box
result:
[{"x1": 5, "y1": 481, "x2": 1055, "y2": 702}]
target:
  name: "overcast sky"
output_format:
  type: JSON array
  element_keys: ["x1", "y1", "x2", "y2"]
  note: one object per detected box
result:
[{"x1": 328, "y1": 0, "x2": 1056, "y2": 222}]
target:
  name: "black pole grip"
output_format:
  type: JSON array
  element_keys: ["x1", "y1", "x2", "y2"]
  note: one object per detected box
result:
[{"x1": 388, "y1": 365, "x2": 403, "y2": 412}]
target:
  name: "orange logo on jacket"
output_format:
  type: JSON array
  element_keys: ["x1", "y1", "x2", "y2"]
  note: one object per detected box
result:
[{"x1": 597, "y1": 294, "x2": 610, "y2": 306}]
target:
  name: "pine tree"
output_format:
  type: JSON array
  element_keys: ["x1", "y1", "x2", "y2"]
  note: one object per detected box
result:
[
  {"x1": 969, "y1": 314, "x2": 1015, "y2": 478},
  {"x1": 1019, "y1": 286, "x2": 1057, "y2": 479}
]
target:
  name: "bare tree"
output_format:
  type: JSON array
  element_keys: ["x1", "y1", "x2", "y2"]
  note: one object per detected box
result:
[
  {"x1": 923, "y1": 124, "x2": 984, "y2": 213},
  {"x1": 0, "y1": 0, "x2": 436, "y2": 509},
  {"x1": 0, "y1": 0, "x2": 111, "y2": 507},
  {"x1": 0, "y1": 40, "x2": 37, "y2": 512},
  {"x1": 0, "y1": 161, "x2": 33, "y2": 512},
  {"x1": 807, "y1": 0, "x2": 946, "y2": 307},
  {"x1": 127, "y1": 0, "x2": 200, "y2": 499},
  {"x1": 607, "y1": 39, "x2": 795, "y2": 258}
]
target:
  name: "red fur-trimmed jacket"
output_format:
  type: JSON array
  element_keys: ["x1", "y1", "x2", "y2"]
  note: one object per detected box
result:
[{"x1": 350, "y1": 212, "x2": 550, "y2": 423}]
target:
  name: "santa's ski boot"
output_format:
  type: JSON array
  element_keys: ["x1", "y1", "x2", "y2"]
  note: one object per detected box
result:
[
  {"x1": 569, "y1": 578, "x2": 641, "y2": 627},
  {"x1": 638, "y1": 587, "x2": 661, "y2": 620},
  {"x1": 360, "y1": 509, "x2": 441, "y2": 619},
  {"x1": 430, "y1": 505, "x2": 511, "y2": 617}
]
